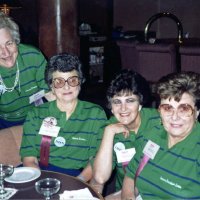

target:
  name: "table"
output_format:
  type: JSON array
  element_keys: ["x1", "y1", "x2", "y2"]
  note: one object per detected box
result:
[{"x1": 5, "y1": 170, "x2": 104, "y2": 199}]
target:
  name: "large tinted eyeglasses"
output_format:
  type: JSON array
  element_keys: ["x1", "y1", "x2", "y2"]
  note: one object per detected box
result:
[
  {"x1": 53, "y1": 76, "x2": 81, "y2": 88},
  {"x1": 159, "y1": 103, "x2": 194, "y2": 118}
]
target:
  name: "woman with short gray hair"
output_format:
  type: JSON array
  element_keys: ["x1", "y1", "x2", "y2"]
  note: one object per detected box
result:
[{"x1": 0, "y1": 11, "x2": 51, "y2": 129}]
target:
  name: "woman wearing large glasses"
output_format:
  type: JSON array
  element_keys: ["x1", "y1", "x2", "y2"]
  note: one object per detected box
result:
[
  {"x1": 20, "y1": 53, "x2": 107, "y2": 181},
  {"x1": 122, "y1": 71, "x2": 200, "y2": 199}
]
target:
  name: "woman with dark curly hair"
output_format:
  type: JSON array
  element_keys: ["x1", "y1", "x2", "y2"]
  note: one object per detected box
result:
[
  {"x1": 122, "y1": 71, "x2": 200, "y2": 200},
  {"x1": 92, "y1": 69, "x2": 160, "y2": 199},
  {"x1": 20, "y1": 53, "x2": 107, "y2": 181}
]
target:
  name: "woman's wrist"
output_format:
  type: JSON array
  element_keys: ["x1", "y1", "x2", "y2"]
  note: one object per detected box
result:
[{"x1": 77, "y1": 174, "x2": 86, "y2": 182}]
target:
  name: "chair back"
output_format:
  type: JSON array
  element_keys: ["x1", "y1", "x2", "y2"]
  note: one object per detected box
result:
[
  {"x1": 135, "y1": 43, "x2": 177, "y2": 82},
  {"x1": 180, "y1": 46, "x2": 200, "y2": 73},
  {"x1": 117, "y1": 40, "x2": 138, "y2": 70},
  {"x1": 0, "y1": 126, "x2": 22, "y2": 166}
]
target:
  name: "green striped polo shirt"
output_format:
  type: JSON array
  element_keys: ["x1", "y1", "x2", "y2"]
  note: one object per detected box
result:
[
  {"x1": 20, "y1": 100, "x2": 107, "y2": 170},
  {"x1": 94, "y1": 108, "x2": 160, "y2": 191},
  {"x1": 0, "y1": 44, "x2": 49, "y2": 122},
  {"x1": 126, "y1": 122, "x2": 200, "y2": 199}
]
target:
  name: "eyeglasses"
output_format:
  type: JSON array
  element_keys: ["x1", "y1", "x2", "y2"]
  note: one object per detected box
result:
[
  {"x1": 53, "y1": 76, "x2": 81, "y2": 88},
  {"x1": 159, "y1": 103, "x2": 194, "y2": 118},
  {"x1": 0, "y1": 40, "x2": 16, "y2": 54},
  {"x1": 5, "y1": 40, "x2": 16, "y2": 48}
]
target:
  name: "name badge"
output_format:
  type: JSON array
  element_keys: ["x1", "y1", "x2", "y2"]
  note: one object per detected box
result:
[
  {"x1": 136, "y1": 194, "x2": 143, "y2": 200},
  {"x1": 143, "y1": 140, "x2": 160, "y2": 159},
  {"x1": 54, "y1": 137, "x2": 66, "y2": 147},
  {"x1": 114, "y1": 142, "x2": 125, "y2": 153},
  {"x1": 116, "y1": 148, "x2": 136, "y2": 163},
  {"x1": 39, "y1": 117, "x2": 60, "y2": 137},
  {"x1": 29, "y1": 90, "x2": 45, "y2": 104}
]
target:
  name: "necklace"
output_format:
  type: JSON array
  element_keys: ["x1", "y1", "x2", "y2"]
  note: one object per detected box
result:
[{"x1": 0, "y1": 61, "x2": 20, "y2": 95}]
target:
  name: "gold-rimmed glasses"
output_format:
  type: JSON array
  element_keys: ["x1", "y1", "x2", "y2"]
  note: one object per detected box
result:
[
  {"x1": 159, "y1": 103, "x2": 194, "y2": 118},
  {"x1": 53, "y1": 76, "x2": 81, "y2": 88}
]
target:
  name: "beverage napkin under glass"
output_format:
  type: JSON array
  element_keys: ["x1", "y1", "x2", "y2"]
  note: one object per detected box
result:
[
  {"x1": 59, "y1": 188, "x2": 99, "y2": 200},
  {"x1": 0, "y1": 188, "x2": 17, "y2": 200}
]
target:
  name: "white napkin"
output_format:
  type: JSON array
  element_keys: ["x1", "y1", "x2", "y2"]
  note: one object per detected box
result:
[
  {"x1": 59, "y1": 188, "x2": 100, "y2": 200},
  {"x1": 0, "y1": 188, "x2": 18, "y2": 200}
]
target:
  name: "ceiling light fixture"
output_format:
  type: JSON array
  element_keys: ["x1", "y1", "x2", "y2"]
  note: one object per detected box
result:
[{"x1": 0, "y1": 0, "x2": 22, "y2": 15}]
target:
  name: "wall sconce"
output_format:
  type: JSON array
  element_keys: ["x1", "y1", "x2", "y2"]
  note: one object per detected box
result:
[{"x1": 0, "y1": 0, "x2": 22, "y2": 15}]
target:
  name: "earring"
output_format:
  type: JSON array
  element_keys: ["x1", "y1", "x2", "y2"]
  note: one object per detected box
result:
[{"x1": 160, "y1": 118, "x2": 163, "y2": 126}]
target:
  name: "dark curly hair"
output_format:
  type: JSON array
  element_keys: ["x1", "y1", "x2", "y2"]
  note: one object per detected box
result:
[
  {"x1": 45, "y1": 53, "x2": 85, "y2": 88},
  {"x1": 155, "y1": 71, "x2": 200, "y2": 109},
  {"x1": 106, "y1": 69, "x2": 152, "y2": 109}
]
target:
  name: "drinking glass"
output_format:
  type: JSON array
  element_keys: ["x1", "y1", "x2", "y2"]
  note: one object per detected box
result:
[
  {"x1": 35, "y1": 178, "x2": 61, "y2": 200},
  {"x1": 0, "y1": 164, "x2": 14, "y2": 195}
]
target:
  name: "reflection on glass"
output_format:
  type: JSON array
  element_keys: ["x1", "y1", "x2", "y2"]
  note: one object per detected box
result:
[{"x1": 35, "y1": 178, "x2": 61, "y2": 200}]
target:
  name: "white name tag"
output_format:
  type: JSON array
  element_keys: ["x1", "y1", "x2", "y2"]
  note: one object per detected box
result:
[
  {"x1": 39, "y1": 123, "x2": 60, "y2": 137},
  {"x1": 114, "y1": 142, "x2": 125, "y2": 153},
  {"x1": 29, "y1": 90, "x2": 45, "y2": 103},
  {"x1": 116, "y1": 148, "x2": 136, "y2": 163},
  {"x1": 136, "y1": 194, "x2": 143, "y2": 200},
  {"x1": 143, "y1": 140, "x2": 160, "y2": 159}
]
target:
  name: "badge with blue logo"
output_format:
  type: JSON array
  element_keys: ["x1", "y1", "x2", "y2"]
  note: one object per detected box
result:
[{"x1": 54, "y1": 137, "x2": 66, "y2": 147}]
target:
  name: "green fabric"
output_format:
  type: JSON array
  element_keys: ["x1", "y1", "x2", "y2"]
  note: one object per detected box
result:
[
  {"x1": 20, "y1": 100, "x2": 107, "y2": 170},
  {"x1": 112, "y1": 108, "x2": 160, "y2": 191},
  {"x1": 0, "y1": 44, "x2": 49, "y2": 122},
  {"x1": 93, "y1": 108, "x2": 160, "y2": 191},
  {"x1": 126, "y1": 122, "x2": 200, "y2": 199}
]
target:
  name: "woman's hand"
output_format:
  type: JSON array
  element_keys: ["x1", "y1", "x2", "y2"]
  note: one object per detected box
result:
[
  {"x1": 89, "y1": 178, "x2": 104, "y2": 194},
  {"x1": 105, "y1": 123, "x2": 130, "y2": 138},
  {"x1": 121, "y1": 176, "x2": 136, "y2": 200},
  {"x1": 23, "y1": 156, "x2": 40, "y2": 169}
]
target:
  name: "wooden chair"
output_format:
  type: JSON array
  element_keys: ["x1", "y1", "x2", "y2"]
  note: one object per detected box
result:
[{"x1": 0, "y1": 126, "x2": 23, "y2": 166}]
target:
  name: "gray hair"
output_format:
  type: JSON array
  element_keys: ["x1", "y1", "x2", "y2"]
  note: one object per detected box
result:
[
  {"x1": 45, "y1": 53, "x2": 85, "y2": 88},
  {"x1": 155, "y1": 71, "x2": 200, "y2": 109},
  {"x1": 0, "y1": 11, "x2": 20, "y2": 44}
]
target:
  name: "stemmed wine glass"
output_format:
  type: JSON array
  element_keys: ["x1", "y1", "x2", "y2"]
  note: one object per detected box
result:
[
  {"x1": 0, "y1": 164, "x2": 14, "y2": 196},
  {"x1": 35, "y1": 178, "x2": 61, "y2": 200}
]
